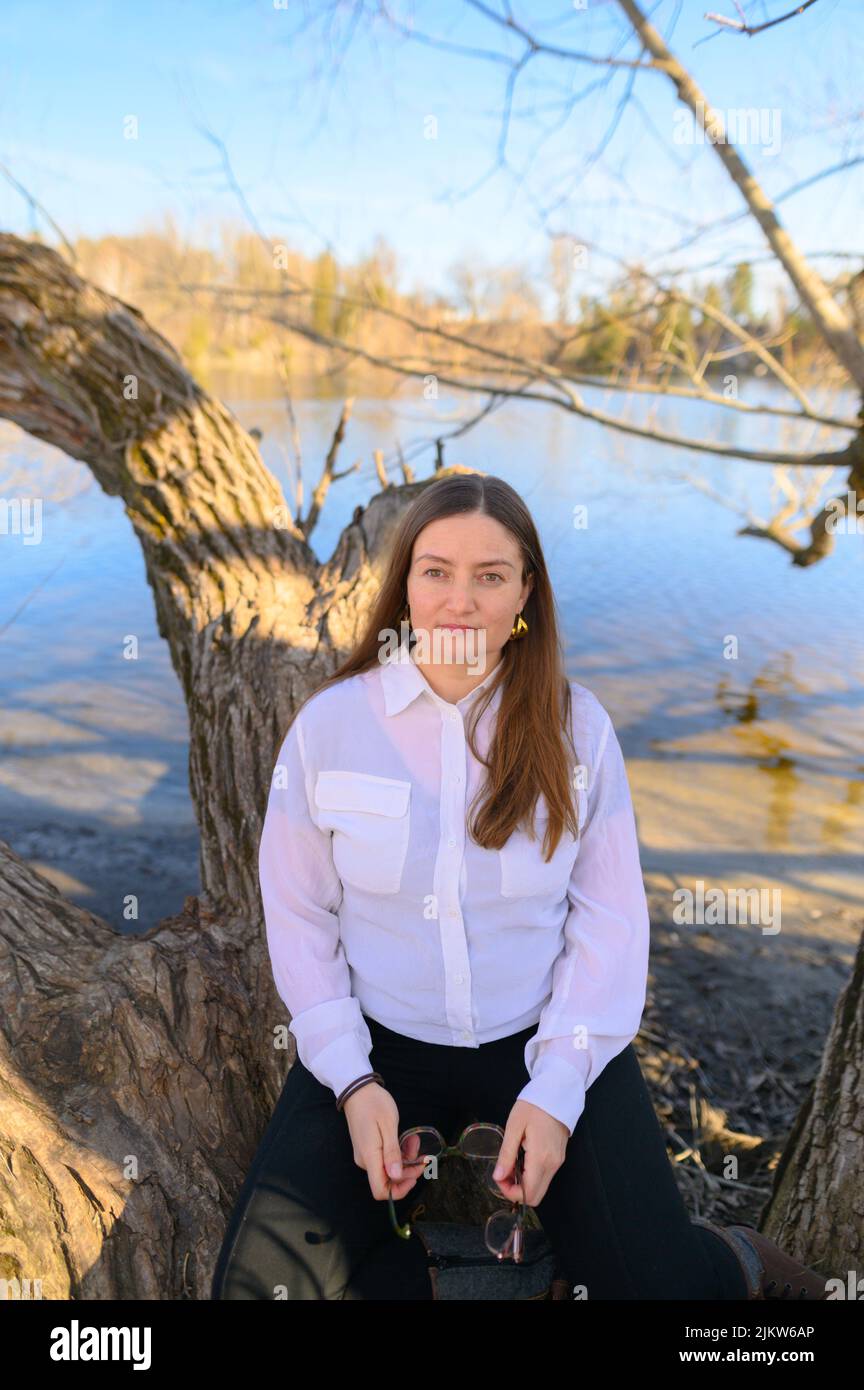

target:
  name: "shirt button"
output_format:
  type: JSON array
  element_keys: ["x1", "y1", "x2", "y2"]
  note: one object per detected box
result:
[
  {"x1": 461, "y1": 1030, "x2": 471, "y2": 1041},
  {"x1": 454, "y1": 775, "x2": 461, "y2": 783},
  {"x1": 448, "y1": 838, "x2": 456, "y2": 847},
  {"x1": 454, "y1": 973, "x2": 463, "y2": 984}
]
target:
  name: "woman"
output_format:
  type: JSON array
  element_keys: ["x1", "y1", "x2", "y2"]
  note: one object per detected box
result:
[{"x1": 211, "y1": 473, "x2": 829, "y2": 1301}]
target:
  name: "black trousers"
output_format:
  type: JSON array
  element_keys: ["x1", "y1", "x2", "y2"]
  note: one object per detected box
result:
[{"x1": 210, "y1": 1013, "x2": 747, "y2": 1300}]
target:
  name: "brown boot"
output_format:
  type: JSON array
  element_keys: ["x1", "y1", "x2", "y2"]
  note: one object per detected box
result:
[{"x1": 692, "y1": 1216, "x2": 833, "y2": 1300}]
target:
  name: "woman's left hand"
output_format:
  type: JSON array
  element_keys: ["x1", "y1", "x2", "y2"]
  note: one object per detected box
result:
[{"x1": 491, "y1": 1100, "x2": 569, "y2": 1207}]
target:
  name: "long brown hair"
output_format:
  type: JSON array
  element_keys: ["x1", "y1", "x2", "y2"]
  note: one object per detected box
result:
[{"x1": 296, "y1": 473, "x2": 580, "y2": 861}]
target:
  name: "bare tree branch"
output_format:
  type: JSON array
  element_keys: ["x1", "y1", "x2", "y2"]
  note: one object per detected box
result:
[
  {"x1": 157, "y1": 273, "x2": 861, "y2": 436},
  {"x1": 299, "y1": 398, "x2": 359, "y2": 538},
  {"x1": 377, "y1": 0, "x2": 656, "y2": 70},
  {"x1": 703, "y1": 1, "x2": 821, "y2": 39},
  {"x1": 0, "y1": 163, "x2": 78, "y2": 265},
  {"x1": 616, "y1": 0, "x2": 864, "y2": 389}
]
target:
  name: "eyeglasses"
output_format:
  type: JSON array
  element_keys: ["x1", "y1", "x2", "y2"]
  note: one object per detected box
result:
[{"x1": 386, "y1": 1122, "x2": 527, "y2": 1263}]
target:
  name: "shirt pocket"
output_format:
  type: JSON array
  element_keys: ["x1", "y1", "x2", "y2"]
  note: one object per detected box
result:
[
  {"x1": 499, "y1": 795, "x2": 578, "y2": 900},
  {"x1": 313, "y1": 771, "x2": 412, "y2": 895}
]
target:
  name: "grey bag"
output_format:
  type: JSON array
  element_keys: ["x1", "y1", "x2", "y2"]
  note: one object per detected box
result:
[{"x1": 411, "y1": 1220, "x2": 571, "y2": 1300}]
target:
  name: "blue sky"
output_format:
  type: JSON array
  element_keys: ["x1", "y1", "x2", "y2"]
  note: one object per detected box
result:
[{"x1": 0, "y1": 0, "x2": 860, "y2": 309}]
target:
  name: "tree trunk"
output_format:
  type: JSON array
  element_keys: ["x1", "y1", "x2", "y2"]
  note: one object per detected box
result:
[
  {"x1": 760, "y1": 931, "x2": 864, "y2": 1276},
  {"x1": 0, "y1": 234, "x2": 859, "y2": 1296}
]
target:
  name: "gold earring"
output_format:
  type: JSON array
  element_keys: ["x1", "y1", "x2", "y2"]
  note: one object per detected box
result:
[{"x1": 510, "y1": 612, "x2": 528, "y2": 640}]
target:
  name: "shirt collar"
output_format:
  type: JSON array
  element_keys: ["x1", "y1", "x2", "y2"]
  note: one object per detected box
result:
[{"x1": 379, "y1": 637, "x2": 504, "y2": 717}]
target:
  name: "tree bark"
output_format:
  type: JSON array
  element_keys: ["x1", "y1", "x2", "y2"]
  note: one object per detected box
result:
[
  {"x1": 0, "y1": 233, "x2": 859, "y2": 1297},
  {"x1": 760, "y1": 932, "x2": 864, "y2": 1277}
]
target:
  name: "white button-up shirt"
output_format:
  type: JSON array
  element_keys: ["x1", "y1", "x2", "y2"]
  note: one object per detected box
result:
[{"x1": 258, "y1": 639, "x2": 649, "y2": 1135}]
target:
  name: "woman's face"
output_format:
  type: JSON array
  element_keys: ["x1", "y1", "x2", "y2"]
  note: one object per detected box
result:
[{"x1": 406, "y1": 512, "x2": 533, "y2": 668}]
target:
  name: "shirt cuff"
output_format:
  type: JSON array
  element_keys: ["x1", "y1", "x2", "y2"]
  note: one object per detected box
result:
[
  {"x1": 516, "y1": 1053, "x2": 590, "y2": 1137},
  {"x1": 290, "y1": 1024, "x2": 374, "y2": 1101}
]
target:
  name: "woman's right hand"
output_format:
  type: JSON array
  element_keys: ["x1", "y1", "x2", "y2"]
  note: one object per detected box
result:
[{"x1": 343, "y1": 1082, "x2": 421, "y2": 1203}]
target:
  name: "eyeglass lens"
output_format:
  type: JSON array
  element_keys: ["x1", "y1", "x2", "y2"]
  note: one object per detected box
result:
[
  {"x1": 396, "y1": 1126, "x2": 525, "y2": 1260},
  {"x1": 399, "y1": 1126, "x2": 524, "y2": 1208}
]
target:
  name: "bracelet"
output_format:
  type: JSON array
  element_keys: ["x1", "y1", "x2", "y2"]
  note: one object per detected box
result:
[{"x1": 335, "y1": 1071, "x2": 385, "y2": 1112}]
